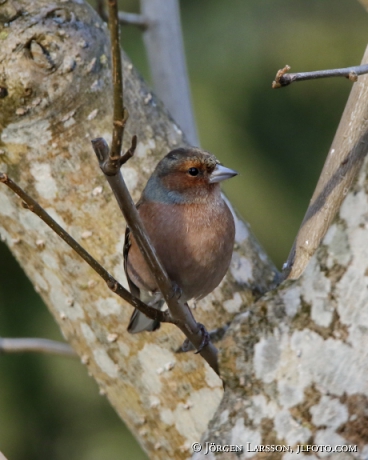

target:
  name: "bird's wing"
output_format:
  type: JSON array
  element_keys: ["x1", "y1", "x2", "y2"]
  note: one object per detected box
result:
[
  {"x1": 123, "y1": 225, "x2": 141, "y2": 299},
  {"x1": 124, "y1": 200, "x2": 162, "y2": 333}
]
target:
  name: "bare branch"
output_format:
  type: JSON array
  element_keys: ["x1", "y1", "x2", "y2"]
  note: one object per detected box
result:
[
  {"x1": 91, "y1": 1, "x2": 219, "y2": 374},
  {"x1": 0, "y1": 172, "x2": 172, "y2": 326},
  {"x1": 0, "y1": 337, "x2": 77, "y2": 357},
  {"x1": 91, "y1": 138, "x2": 220, "y2": 374},
  {"x1": 119, "y1": 134, "x2": 137, "y2": 166},
  {"x1": 272, "y1": 63, "x2": 368, "y2": 88},
  {"x1": 107, "y1": 0, "x2": 126, "y2": 162}
]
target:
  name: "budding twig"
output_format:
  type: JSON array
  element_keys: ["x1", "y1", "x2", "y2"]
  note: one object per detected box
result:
[
  {"x1": 108, "y1": 0, "x2": 126, "y2": 162},
  {"x1": 272, "y1": 64, "x2": 368, "y2": 88}
]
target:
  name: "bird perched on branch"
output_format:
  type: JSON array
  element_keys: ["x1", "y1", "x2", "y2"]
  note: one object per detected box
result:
[{"x1": 124, "y1": 147, "x2": 237, "y2": 333}]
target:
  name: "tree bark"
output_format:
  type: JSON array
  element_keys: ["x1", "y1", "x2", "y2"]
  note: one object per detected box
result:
[
  {"x1": 202, "y1": 50, "x2": 368, "y2": 460},
  {"x1": 0, "y1": 1, "x2": 276, "y2": 458},
  {"x1": 4, "y1": 1, "x2": 367, "y2": 459}
]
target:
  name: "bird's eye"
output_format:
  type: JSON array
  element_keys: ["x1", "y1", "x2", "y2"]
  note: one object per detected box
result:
[{"x1": 188, "y1": 167, "x2": 199, "y2": 176}]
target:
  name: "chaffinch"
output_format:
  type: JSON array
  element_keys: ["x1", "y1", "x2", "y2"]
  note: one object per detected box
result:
[{"x1": 124, "y1": 147, "x2": 237, "y2": 333}]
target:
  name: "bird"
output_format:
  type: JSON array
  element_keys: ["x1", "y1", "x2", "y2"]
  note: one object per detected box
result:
[{"x1": 124, "y1": 147, "x2": 237, "y2": 333}]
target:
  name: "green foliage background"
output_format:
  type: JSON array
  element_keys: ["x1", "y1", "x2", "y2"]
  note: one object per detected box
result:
[{"x1": 0, "y1": 0, "x2": 367, "y2": 458}]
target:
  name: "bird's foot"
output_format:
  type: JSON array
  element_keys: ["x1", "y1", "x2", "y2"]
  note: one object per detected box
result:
[
  {"x1": 194, "y1": 323, "x2": 210, "y2": 354},
  {"x1": 179, "y1": 323, "x2": 210, "y2": 354},
  {"x1": 176, "y1": 323, "x2": 229, "y2": 353}
]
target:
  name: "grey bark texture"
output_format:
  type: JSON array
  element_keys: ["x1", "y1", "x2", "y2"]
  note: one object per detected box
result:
[
  {"x1": 2, "y1": 0, "x2": 368, "y2": 458},
  {"x1": 0, "y1": 1, "x2": 277, "y2": 458}
]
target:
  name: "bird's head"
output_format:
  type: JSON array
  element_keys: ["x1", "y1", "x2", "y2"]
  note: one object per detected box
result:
[{"x1": 143, "y1": 148, "x2": 238, "y2": 204}]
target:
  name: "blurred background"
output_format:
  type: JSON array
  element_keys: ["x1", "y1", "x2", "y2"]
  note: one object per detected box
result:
[{"x1": 1, "y1": 0, "x2": 367, "y2": 458}]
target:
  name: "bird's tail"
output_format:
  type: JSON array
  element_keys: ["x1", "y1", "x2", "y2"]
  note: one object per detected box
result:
[{"x1": 127, "y1": 295, "x2": 164, "y2": 334}]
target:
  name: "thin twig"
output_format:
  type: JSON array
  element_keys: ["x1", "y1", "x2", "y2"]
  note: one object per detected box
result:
[
  {"x1": 119, "y1": 134, "x2": 137, "y2": 166},
  {"x1": 272, "y1": 64, "x2": 368, "y2": 88},
  {"x1": 0, "y1": 337, "x2": 77, "y2": 357},
  {"x1": 92, "y1": 140, "x2": 220, "y2": 374},
  {"x1": 92, "y1": 139, "x2": 179, "y2": 300},
  {"x1": 108, "y1": 0, "x2": 126, "y2": 163},
  {"x1": 91, "y1": 1, "x2": 219, "y2": 374},
  {"x1": 0, "y1": 173, "x2": 173, "y2": 326}
]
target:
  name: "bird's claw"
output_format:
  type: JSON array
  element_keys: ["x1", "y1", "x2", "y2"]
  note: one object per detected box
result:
[
  {"x1": 179, "y1": 332, "x2": 210, "y2": 354},
  {"x1": 179, "y1": 324, "x2": 210, "y2": 354},
  {"x1": 176, "y1": 323, "x2": 229, "y2": 353}
]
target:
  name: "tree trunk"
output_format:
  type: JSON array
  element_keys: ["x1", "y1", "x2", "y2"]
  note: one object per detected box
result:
[
  {"x1": 3, "y1": 1, "x2": 368, "y2": 458},
  {"x1": 201, "y1": 50, "x2": 368, "y2": 460},
  {"x1": 0, "y1": 1, "x2": 276, "y2": 458}
]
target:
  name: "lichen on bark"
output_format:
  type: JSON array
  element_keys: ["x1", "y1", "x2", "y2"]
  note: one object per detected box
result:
[{"x1": 0, "y1": 1, "x2": 277, "y2": 458}]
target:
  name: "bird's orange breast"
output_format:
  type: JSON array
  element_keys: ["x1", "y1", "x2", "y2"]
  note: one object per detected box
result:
[{"x1": 126, "y1": 198, "x2": 235, "y2": 301}]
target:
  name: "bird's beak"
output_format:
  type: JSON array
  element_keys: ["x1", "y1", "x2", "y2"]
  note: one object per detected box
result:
[{"x1": 209, "y1": 164, "x2": 238, "y2": 183}]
